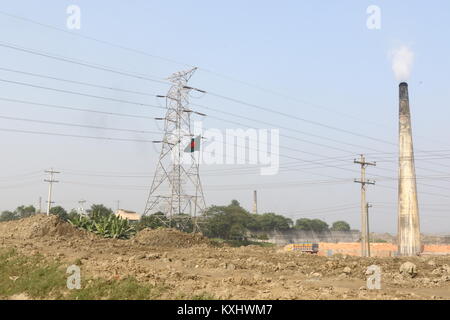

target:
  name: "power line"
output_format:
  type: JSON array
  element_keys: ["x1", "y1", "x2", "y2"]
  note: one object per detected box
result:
[
  {"x1": 0, "y1": 10, "x2": 192, "y2": 69},
  {"x1": 206, "y1": 91, "x2": 396, "y2": 146},
  {"x1": 2, "y1": 96, "x2": 450, "y2": 191},
  {"x1": 2, "y1": 119, "x2": 450, "y2": 193},
  {"x1": 0, "y1": 9, "x2": 411, "y2": 137},
  {"x1": 0, "y1": 66, "x2": 362, "y2": 156},
  {"x1": 0, "y1": 49, "x2": 448, "y2": 188},
  {"x1": 0, "y1": 40, "x2": 408, "y2": 150},
  {"x1": 0, "y1": 114, "x2": 160, "y2": 135},
  {"x1": 0, "y1": 78, "x2": 165, "y2": 110},
  {"x1": 6, "y1": 63, "x2": 450, "y2": 173},
  {"x1": 0, "y1": 66, "x2": 157, "y2": 97},
  {"x1": 4, "y1": 94, "x2": 450, "y2": 179},
  {"x1": 0, "y1": 40, "x2": 170, "y2": 85},
  {"x1": 3, "y1": 42, "x2": 450, "y2": 175},
  {"x1": 61, "y1": 178, "x2": 350, "y2": 191},
  {"x1": 1, "y1": 24, "x2": 449, "y2": 172},
  {"x1": 0, "y1": 127, "x2": 156, "y2": 143},
  {"x1": 0, "y1": 67, "x2": 392, "y2": 161},
  {"x1": 0, "y1": 96, "x2": 156, "y2": 120},
  {"x1": 0, "y1": 86, "x2": 361, "y2": 177},
  {"x1": 193, "y1": 102, "x2": 368, "y2": 153}
]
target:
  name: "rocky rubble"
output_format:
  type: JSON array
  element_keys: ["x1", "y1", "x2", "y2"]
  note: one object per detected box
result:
[{"x1": 0, "y1": 215, "x2": 449, "y2": 300}]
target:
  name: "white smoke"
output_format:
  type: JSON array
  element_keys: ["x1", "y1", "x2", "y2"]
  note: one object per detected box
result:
[{"x1": 390, "y1": 46, "x2": 414, "y2": 82}]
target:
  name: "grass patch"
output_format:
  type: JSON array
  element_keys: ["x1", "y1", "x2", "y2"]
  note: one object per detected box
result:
[
  {"x1": 226, "y1": 239, "x2": 275, "y2": 247},
  {"x1": 69, "y1": 277, "x2": 166, "y2": 300},
  {"x1": 0, "y1": 249, "x2": 66, "y2": 299},
  {"x1": 209, "y1": 238, "x2": 275, "y2": 248},
  {"x1": 191, "y1": 292, "x2": 216, "y2": 300},
  {"x1": 0, "y1": 249, "x2": 166, "y2": 300}
]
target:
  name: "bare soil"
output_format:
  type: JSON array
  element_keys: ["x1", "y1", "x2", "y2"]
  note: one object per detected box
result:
[{"x1": 0, "y1": 215, "x2": 449, "y2": 300}]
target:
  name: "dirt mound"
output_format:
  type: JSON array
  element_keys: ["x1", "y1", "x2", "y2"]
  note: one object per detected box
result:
[
  {"x1": 0, "y1": 214, "x2": 92, "y2": 240},
  {"x1": 133, "y1": 228, "x2": 211, "y2": 248}
]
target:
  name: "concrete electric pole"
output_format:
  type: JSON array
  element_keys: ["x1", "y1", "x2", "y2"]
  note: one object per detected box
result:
[
  {"x1": 38, "y1": 196, "x2": 42, "y2": 214},
  {"x1": 78, "y1": 199, "x2": 86, "y2": 215},
  {"x1": 366, "y1": 202, "x2": 373, "y2": 256},
  {"x1": 44, "y1": 169, "x2": 59, "y2": 216},
  {"x1": 354, "y1": 155, "x2": 376, "y2": 257}
]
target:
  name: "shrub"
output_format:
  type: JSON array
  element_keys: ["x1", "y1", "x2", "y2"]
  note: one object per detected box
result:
[{"x1": 69, "y1": 212, "x2": 135, "y2": 239}]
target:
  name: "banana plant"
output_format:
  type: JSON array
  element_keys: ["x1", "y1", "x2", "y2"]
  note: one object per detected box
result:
[{"x1": 69, "y1": 212, "x2": 135, "y2": 239}]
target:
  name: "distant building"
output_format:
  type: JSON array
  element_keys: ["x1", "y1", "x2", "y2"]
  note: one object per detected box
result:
[{"x1": 115, "y1": 209, "x2": 141, "y2": 222}]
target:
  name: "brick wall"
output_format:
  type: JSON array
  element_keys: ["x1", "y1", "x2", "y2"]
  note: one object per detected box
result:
[{"x1": 316, "y1": 242, "x2": 450, "y2": 257}]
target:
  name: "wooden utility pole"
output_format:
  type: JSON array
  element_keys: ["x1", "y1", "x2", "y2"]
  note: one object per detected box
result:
[{"x1": 354, "y1": 155, "x2": 376, "y2": 257}]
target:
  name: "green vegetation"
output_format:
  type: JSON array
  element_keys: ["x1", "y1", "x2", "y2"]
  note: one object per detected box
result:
[
  {"x1": 209, "y1": 238, "x2": 275, "y2": 248},
  {"x1": 139, "y1": 200, "x2": 351, "y2": 242},
  {"x1": 137, "y1": 212, "x2": 194, "y2": 233},
  {"x1": 330, "y1": 220, "x2": 351, "y2": 232},
  {"x1": 201, "y1": 200, "x2": 293, "y2": 240},
  {"x1": 190, "y1": 292, "x2": 216, "y2": 300},
  {"x1": 69, "y1": 205, "x2": 135, "y2": 239},
  {"x1": 371, "y1": 238, "x2": 388, "y2": 243},
  {"x1": 0, "y1": 249, "x2": 167, "y2": 300},
  {"x1": 295, "y1": 218, "x2": 329, "y2": 232},
  {"x1": 49, "y1": 206, "x2": 80, "y2": 222},
  {"x1": 87, "y1": 204, "x2": 113, "y2": 218},
  {"x1": 1, "y1": 200, "x2": 352, "y2": 246},
  {"x1": 68, "y1": 277, "x2": 165, "y2": 300},
  {"x1": 0, "y1": 210, "x2": 17, "y2": 222},
  {"x1": 0, "y1": 205, "x2": 36, "y2": 222},
  {"x1": 0, "y1": 249, "x2": 66, "y2": 299}
]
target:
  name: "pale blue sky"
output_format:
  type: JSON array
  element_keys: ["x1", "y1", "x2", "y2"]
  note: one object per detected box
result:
[{"x1": 0, "y1": 1, "x2": 449, "y2": 233}]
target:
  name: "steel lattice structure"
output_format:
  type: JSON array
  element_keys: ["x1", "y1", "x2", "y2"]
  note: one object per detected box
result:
[{"x1": 143, "y1": 68, "x2": 206, "y2": 232}]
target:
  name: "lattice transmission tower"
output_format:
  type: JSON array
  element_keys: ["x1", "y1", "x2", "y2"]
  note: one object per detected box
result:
[{"x1": 143, "y1": 67, "x2": 206, "y2": 232}]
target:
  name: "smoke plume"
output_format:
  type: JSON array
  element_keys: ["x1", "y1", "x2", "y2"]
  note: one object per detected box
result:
[{"x1": 390, "y1": 46, "x2": 414, "y2": 82}]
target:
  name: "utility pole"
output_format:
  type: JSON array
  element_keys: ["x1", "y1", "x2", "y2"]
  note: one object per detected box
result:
[
  {"x1": 116, "y1": 200, "x2": 120, "y2": 212},
  {"x1": 78, "y1": 199, "x2": 86, "y2": 215},
  {"x1": 44, "y1": 169, "x2": 60, "y2": 216},
  {"x1": 354, "y1": 155, "x2": 376, "y2": 257},
  {"x1": 366, "y1": 202, "x2": 373, "y2": 256},
  {"x1": 38, "y1": 196, "x2": 42, "y2": 214}
]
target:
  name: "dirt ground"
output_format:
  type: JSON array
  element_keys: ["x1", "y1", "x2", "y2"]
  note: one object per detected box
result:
[{"x1": 0, "y1": 215, "x2": 449, "y2": 300}]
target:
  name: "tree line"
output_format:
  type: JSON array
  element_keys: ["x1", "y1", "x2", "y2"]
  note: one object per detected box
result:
[
  {"x1": 0, "y1": 204, "x2": 113, "y2": 222},
  {"x1": 0, "y1": 200, "x2": 352, "y2": 240}
]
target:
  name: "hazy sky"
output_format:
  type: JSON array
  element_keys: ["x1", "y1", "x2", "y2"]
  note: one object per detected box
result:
[{"x1": 0, "y1": 1, "x2": 449, "y2": 233}]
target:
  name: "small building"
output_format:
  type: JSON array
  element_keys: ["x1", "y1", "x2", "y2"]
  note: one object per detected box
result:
[{"x1": 115, "y1": 209, "x2": 141, "y2": 222}]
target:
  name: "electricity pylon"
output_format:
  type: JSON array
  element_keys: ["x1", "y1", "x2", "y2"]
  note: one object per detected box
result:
[{"x1": 143, "y1": 67, "x2": 206, "y2": 232}]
